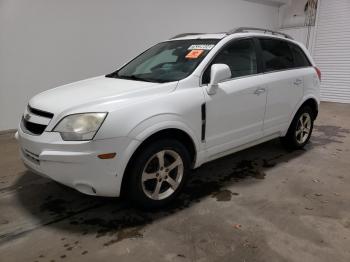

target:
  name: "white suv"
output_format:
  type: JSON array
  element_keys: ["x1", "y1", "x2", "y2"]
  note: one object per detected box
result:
[{"x1": 17, "y1": 27, "x2": 321, "y2": 208}]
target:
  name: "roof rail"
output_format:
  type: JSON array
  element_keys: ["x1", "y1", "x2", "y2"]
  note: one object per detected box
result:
[
  {"x1": 170, "y1": 33, "x2": 205, "y2": 39},
  {"x1": 169, "y1": 28, "x2": 293, "y2": 40},
  {"x1": 228, "y1": 27, "x2": 293, "y2": 40}
]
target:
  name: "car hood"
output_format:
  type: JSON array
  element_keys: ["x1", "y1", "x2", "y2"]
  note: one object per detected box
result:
[{"x1": 29, "y1": 76, "x2": 177, "y2": 115}]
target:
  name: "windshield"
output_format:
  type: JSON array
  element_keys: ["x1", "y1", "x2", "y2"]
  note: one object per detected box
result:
[{"x1": 106, "y1": 39, "x2": 219, "y2": 83}]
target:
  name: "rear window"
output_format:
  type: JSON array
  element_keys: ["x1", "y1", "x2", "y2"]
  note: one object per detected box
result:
[
  {"x1": 289, "y1": 43, "x2": 311, "y2": 68},
  {"x1": 259, "y1": 38, "x2": 294, "y2": 72}
]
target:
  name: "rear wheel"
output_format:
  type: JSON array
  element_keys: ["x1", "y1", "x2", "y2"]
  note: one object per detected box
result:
[
  {"x1": 280, "y1": 106, "x2": 315, "y2": 150},
  {"x1": 126, "y1": 139, "x2": 190, "y2": 209}
]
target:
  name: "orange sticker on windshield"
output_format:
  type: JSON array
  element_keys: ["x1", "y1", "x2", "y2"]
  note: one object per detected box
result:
[{"x1": 185, "y1": 49, "x2": 204, "y2": 59}]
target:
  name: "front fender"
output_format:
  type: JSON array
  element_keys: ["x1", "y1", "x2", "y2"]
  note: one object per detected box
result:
[
  {"x1": 111, "y1": 114, "x2": 203, "y2": 196},
  {"x1": 128, "y1": 113, "x2": 202, "y2": 153}
]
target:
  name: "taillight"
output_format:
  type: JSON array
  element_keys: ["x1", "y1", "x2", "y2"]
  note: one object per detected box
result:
[{"x1": 314, "y1": 66, "x2": 321, "y2": 81}]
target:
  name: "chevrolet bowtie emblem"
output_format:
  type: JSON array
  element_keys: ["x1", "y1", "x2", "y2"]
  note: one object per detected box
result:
[{"x1": 24, "y1": 113, "x2": 31, "y2": 121}]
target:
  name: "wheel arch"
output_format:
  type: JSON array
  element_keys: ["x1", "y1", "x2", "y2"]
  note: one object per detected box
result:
[
  {"x1": 132, "y1": 128, "x2": 197, "y2": 164},
  {"x1": 283, "y1": 96, "x2": 319, "y2": 136},
  {"x1": 300, "y1": 98, "x2": 319, "y2": 120},
  {"x1": 119, "y1": 116, "x2": 201, "y2": 197}
]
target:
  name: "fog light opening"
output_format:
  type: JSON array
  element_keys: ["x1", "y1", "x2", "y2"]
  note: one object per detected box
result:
[{"x1": 75, "y1": 183, "x2": 97, "y2": 195}]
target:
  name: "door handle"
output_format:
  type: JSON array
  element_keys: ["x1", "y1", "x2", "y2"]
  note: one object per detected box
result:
[
  {"x1": 294, "y1": 79, "x2": 303, "y2": 86},
  {"x1": 254, "y1": 87, "x2": 266, "y2": 95}
]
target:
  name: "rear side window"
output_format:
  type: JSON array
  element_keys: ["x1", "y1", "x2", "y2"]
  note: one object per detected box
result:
[
  {"x1": 202, "y1": 39, "x2": 257, "y2": 84},
  {"x1": 289, "y1": 43, "x2": 311, "y2": 68},
  {"x1": 259, "y1": 38, "x2": 294, "y2": 72}
]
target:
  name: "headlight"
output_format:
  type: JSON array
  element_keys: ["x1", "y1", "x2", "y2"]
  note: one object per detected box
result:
[{"x1": 53, "y1": 113, "x2": 107, "y2": 141}]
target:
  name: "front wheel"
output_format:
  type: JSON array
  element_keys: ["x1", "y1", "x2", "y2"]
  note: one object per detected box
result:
[
  {"x1": 126, "y1": 139, "x2": 190, "y2": 209},
  {"x1": 280, "y1": 106, "x2": 315, "y2": 150}
]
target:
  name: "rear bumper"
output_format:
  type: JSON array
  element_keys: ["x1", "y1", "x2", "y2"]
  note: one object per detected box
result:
[{"x1": 16, "y1": 128, "x2": 140, "y2": 197}]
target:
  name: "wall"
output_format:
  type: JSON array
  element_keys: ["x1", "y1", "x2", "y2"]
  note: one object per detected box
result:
[
  {"x1": 279, "y1": 0, "x2": 309, "y2": 28},
  {"x1": 280, "y1": 27, "x2": 316, "y2": 52},
  {"x1": 0, "y1": 0, "x2": 279, "y2": 130},
  {"x1": 278, "y1": 0, "x2": 318, "y2": 53}
]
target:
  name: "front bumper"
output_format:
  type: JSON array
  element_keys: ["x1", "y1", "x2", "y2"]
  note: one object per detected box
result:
[{"x1": 16, "y1": 127, "x2": 139, "y2": 197}]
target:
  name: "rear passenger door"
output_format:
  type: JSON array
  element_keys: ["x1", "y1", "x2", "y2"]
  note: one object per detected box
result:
[{"x1": 258, "y1": 38, "x2": 304, "y2": 136}]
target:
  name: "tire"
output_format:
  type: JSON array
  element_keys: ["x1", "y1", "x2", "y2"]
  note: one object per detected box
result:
[
  {"x1": 126, "y1": 139, "x2": 191, "y2": 209},
  {"x1": 280, "y1": 106, "x2": 315, "y2": 150}
]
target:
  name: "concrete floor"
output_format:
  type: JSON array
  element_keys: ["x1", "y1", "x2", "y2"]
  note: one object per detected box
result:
[{"x1": 0, "y1": 102, "x2": 350, "y2": 262}]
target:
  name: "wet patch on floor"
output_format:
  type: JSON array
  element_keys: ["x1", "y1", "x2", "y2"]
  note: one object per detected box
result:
[
  {"x1": 79, "y1": 212, "x2": 151, "y2": 238},
  {"x1": 312, "y1": 125, "x2": 350, "y2": 145},
  {"x1": 58, "y1": 239, "x2": 86, "y2": 256},
  {"x1": 232, "y1": 159, "x2": 267, "y2": 180},
  {"x1": 0, "y1": 171, "x2": 43, "y2": 194},
  {"x1": 103, "y1": 227, "x2": 143, "y2": 246},
  {"x1": 314, "y1": 125, "x2": 350, "y2": 137},
  {"x1": 0, "y1": 219, "x2": 9, "y2": 225},
  {"x1": 342, "y1": 219, "x2": 350, "y2": 229},
  {"x1": 60, "y1": 208, "x2": 152, "y2": 248},
  {"x1": 40, "y1": 199, "x2": 68, "y2": 215},
  {"x1": 262, "y1": 159, "x2": 277, "y2": 168},
  {"x1": 212, "y1": 189, "x2": 239, "y2": 202},
  {"x1": 178, "y1": 157, "x2": 280, "y2": 206}
]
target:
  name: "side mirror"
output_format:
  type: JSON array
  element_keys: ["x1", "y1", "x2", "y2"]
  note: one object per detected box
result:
[{"x1": 207, "y1": 64, "x2": 231, "y2": 95}]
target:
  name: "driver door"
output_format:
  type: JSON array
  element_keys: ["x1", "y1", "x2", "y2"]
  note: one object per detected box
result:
[{"x1": 203, "y1": 38, "x2": 267, "y2": 158}]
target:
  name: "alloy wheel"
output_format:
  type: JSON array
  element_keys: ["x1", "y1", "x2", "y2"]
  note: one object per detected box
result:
[
  {"x1": 295, "y1": 112, "x2": 312, "y2": 144},
  {"x1": 141, "y1": 150, "x2": 184, "y2": 200}
]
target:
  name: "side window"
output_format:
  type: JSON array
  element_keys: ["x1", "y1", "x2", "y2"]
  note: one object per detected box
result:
[
  {"x1": 289, "y1": 43, "x2": 311, "y2": 68},
  {"x1": 202, "y1": 39, "x2": 257, "y2": 84},
  {"x1": 260, "y1": 38, "x2": 294, "y2": 72}
]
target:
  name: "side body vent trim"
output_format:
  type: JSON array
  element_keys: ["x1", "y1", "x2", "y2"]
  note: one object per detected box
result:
[{"x1": 201, "y1": 103, "x2": 206, "y2": 142}]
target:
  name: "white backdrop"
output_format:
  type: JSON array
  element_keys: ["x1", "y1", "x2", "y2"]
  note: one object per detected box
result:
[{"x1": 0, "y1": 0, "x2": 279, "y2": 130}]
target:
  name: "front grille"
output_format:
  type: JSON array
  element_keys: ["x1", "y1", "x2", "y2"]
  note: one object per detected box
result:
[
  {"x1": 28, "y1": 105, "x2": 54, "y2": 118},
  {"x1": 21, "y1": 105, "x2": 54, "y2": 136},
  {"x1": 21, "y1": 118, "x2": 47, "y2": 135}
]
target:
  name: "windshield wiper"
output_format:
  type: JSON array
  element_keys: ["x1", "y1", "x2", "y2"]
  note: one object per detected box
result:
[
  {"x1": 120, "y1": 75, "x2": 154, "y2": 82},
  {"x1": 106, "y1": 72, "x2": 156, "y2": 83}
]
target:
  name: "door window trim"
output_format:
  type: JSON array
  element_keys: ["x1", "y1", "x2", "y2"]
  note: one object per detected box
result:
[
  {"x1": 288, "y1": 42, "x2": 312, "y2": 68},
  {"x1": 199, "y1": 36, "x2": 263, "y2": 86},
  {"x1": 200, "y1": 36, "x2": 314, "y2": 87},
  {"x1": 256, "y1": 36, "x2": 313, "y2": 75}
]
